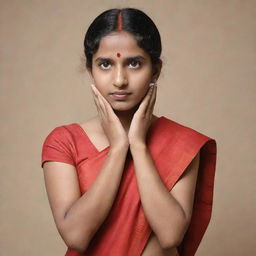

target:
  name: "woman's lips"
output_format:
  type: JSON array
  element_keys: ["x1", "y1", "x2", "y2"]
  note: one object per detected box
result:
[{"x1": 110, "y1": 93, "x2": 131, "y2": 100}]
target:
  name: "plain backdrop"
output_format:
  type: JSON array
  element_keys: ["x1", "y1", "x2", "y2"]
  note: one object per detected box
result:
[{"x1": 0, "y1": 0, "x2": 255, "y2": 255}]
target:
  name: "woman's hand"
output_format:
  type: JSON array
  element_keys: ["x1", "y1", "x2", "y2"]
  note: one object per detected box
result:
[
  {"x1": 128, "y1": 83, "x2": 157, "y2": 148},
  {"x1": 90, "y1": 84, "x2": 129, "y2": 149}
]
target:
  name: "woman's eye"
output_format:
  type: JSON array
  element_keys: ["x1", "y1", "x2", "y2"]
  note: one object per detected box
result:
[
  {"x1": 129, "y1": 60, "x2": 141, "y2": 69},
  {"x1": 99, "y1": 62, "x2": 111, "y2": 70},
  {"x1": 98, "y1": 60, "x2": 141, "y2": 70}
]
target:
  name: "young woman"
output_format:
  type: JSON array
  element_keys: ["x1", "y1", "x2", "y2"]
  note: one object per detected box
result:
[{"x1": 41, "y1": 8, "x2": 217, "y2": 256}]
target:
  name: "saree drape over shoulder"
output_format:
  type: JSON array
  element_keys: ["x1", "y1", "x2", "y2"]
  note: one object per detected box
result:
[{"x1": 41, "y1": 116, "x2": 217, "y2": 256}]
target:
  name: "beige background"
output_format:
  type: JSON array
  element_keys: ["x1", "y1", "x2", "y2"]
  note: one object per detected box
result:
[{"x1": 1, "y1": 0, "x2": 255, "y2": 255}]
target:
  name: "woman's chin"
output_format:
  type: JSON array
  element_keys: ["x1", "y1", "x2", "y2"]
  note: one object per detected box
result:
[
  {"x1": 110, "y1": 101, "x2": 139, "y2": 112},
  {"x1": 112, "y1": 106, "x2": 134, "y2": 112}
]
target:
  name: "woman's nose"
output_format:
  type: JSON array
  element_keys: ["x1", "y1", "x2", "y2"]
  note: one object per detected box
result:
[{"x1": 113, "y1": 67, "x2": 128, "y2": 87}]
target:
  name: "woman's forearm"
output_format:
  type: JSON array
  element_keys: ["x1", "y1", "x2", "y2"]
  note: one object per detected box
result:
[
  {"x1": 62, "y1": 145, "x2": 129, "y2": 252},
  {"x1": 130, "y1": 144, "x2": 188, "y2": 249}
]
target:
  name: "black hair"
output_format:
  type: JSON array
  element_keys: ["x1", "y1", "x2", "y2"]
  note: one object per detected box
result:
[{"x1": 83, "y1": 8, "x2": 162, "y2": 73}]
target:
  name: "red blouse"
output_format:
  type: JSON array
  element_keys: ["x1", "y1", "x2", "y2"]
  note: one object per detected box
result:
[{"x1": 41, "y1": 116, "x2": 217, "y2": 256}]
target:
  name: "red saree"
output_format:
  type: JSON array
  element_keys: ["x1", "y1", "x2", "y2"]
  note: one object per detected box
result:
[{"x1": 41, "y1": 116, "x2": 217, "y2": 256}]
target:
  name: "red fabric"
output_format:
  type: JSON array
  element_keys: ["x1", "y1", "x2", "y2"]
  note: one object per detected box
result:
[{"x1": 41, "y1": 116, "x2": 217, "y2": 256}]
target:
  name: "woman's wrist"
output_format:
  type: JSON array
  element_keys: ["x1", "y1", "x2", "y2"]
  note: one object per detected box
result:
[
  {"x1": 109, "y1": 142, "x2": 130, "y2": 153},
  {"x1": 129, "y1": 142, "x2": 147, "y2": 152}
]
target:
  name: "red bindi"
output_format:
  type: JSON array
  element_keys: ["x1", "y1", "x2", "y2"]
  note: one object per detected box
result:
[{"x1": 117, "y1": 52, "x2": 121, "y2": 57}]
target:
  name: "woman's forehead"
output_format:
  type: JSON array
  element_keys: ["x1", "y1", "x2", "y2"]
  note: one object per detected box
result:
[{"x1": 95, "y1": 31, "x2": 147, "y2": 57}]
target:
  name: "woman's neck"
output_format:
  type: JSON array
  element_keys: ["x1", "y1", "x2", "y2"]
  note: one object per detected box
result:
[
  {"x1": 94, "y1": 109, "x2": 157, "y2": 134},
  {"x1": 113, "y1": 109, "x2": 137, "y2": 133}
]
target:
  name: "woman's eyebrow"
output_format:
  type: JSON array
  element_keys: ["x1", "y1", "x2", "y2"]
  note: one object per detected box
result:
[
  {"x1": 95, "y1": 55, "x2": 146, "y2": 62},
  {"x1": 126, "y1": 56, "x2": 146, "y2": 62}
]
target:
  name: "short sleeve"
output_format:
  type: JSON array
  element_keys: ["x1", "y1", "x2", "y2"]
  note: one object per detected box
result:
[{"x1": 41, "y1": 126, "x2": 75, "y2": 168}]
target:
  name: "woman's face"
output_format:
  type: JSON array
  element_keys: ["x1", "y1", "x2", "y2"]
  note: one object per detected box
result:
[{"x1": 90, "y1": 31, "x2": 157, "y2": 111}]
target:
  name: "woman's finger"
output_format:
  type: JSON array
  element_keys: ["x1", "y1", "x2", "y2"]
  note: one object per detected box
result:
[
  {"x1": 91, "y1": 84, "x2": 105, "y2": 119},
  {"x1": 92, "y1": 84, "x2": 109, "y2": 120},
  {"x1": 146, "y1": 84, "x2": 157, "y2": 119},
  {"x1": 94, "y1": 87, "x2": 111, "y2": 113},
  {"x1": 91, "y1": 84, "x2": 114, "y2": 126},
  {"x1": 90, "y1": 85, "x2": 99, "y2": 109},
  {"x1": 137, "y1": 85, "x2": 154, "y2": 116},
  {"x1": 91, "y1": 84, "x2": 118, "y2": 120}
]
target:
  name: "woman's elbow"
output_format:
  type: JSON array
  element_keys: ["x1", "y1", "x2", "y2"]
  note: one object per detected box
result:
[
  {"x1": 68, "y1": 245, "x2": 88, "y2": 254},
  {"x1": 160, "y1": 221, "x2": 190, "y2": 249},
  {"x1": 160, "y1": 236, "x2": 183, "y2": 250},
  {"x1": 66, "y1": 236, "x2": 90, "y2": 254},
  {"x1": 60, "y1": 228, "x2": 91, "y2": 254}
]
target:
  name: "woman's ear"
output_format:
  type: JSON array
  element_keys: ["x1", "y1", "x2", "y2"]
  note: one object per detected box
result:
[{"x1": 152, "y1": 60, "x2": 162, "y2": 83}]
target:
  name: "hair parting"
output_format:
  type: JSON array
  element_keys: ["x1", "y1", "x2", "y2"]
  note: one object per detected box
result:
[
  {"x1": 117, "y1": 11, "x2": 123, "y2": 32},
  {"x1": 83, "y1": 8, "x2": 162, "y2": 72}
]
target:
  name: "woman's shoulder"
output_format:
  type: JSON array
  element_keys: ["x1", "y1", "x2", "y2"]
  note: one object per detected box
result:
[
  {"x1": 48, "y1": 116, "x2": 99, "y2": 135},
  {"x1": 42, "y1": 123, "x2": 76, "y2": 147},
  {"x1": 161, "y1": 116, "x2": 214, "y2": 141},
  {"x1": 77, "y1": 116, "x2": 100, "y2": 132},
  {"x1": 160, "y1": 116, "x2": 217, "y2": 161}
]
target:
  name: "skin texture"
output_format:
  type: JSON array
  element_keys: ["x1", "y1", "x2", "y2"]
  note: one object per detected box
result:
[
  {"x1": 88, "y1": 30, "x2": 162, "y2": 148},
  {"x1": 42, "y1": 29, "x2": 199, "y2": 255},
  {"x1": 91, "y1": 79, "x2": 200, "y2": 251},
  {"x1": 88, "y1": 30, "x2": 200, "y2": 252}
]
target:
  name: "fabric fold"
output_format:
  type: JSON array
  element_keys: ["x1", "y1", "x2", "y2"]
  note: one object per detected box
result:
[{"x1": 41, "y1": 116, "x2": 217, "y2": 256}]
